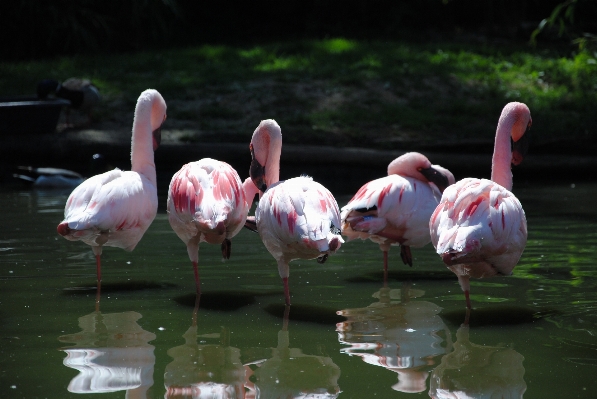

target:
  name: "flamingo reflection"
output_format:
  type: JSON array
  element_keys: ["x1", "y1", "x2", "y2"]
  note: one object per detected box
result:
[
  {"x1": 164, "y1": 295, "x2": 246, "y2": 398},
  {"x1": 244, "y1": 306, "x2": 341, "y2": 399},
  {"x1": 429, "y1": 323, "x2": 526, "y2": 399},
  {"x1": 58, "y1": 311, "x2": 156, "y2": 398},
  {"x1": 337, "y1": 285, "x2": 451, "y2": 393}
]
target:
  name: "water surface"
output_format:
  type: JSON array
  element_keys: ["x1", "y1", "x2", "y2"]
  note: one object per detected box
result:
[{"x1": 1, "y1": 182, "x2": 596, "y2": 398}]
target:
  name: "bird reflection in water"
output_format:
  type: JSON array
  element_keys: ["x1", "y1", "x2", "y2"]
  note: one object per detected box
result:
[
  {"x1": 429, "y1": 323, "x2": 526, "y2": 399},
  {"x1": 58, "y1": 310, "x2": 156, "y2": 398},
  {"x1": 244, "y1": 306, "x2": 341, "y2": 398},
  {"x1": 336, "y1": 284, "x2": 451, "y2": 393},
  {"x1": 164, "y1": 295, "x2": 246, "y2": 398}
]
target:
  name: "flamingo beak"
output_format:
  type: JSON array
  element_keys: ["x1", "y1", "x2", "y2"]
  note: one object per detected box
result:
[
  {"x1": 249, "y1": 144, "x2": 267, "y2": 191},
  {"x1": 152, "y1": 126, "x2": 162, "y2": 151},
  {"x1": 511, "y1": 124, "x2": 531, "y2": 166},
  {"x1": 419, "y1": 166, "x2": 450, "y2": 192}
]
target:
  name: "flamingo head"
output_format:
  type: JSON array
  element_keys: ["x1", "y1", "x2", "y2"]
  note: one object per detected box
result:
[
  {"x1": 419, "y1": 164, "x2": 455, "y2": 193},
  {"x1": 249, "y1": 119, "x2": 282, "y2": 192},
  {"x1": 250, "y1": 143, "x2": 267, "y2": 191},
  {"x1": 152, "y1": 114, "x2": 166, "y2": 151},
  {"x1": 388, "y1": 152, "x2": 454, "y2": 191},
  {"x1": 507, "y1": 103, "x2": 532, "y2": 166},
  {"x1": 150, "y1": 99, "x2": 167, "y2": 151}
]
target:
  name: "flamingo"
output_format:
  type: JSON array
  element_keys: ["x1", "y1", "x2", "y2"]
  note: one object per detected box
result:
[
  {"x1": 341, "y1": 152, "x2": 455, "y2": 279},
  {"x1": 248, "y1": 119, "x2": 344, "y2": 306},
  {"x1": 166, "y1": 159, "x2": 255, "y2": 294},
  {"x1": 429, "y1": 102, "x2": 532, "y2": 310},
  {"x1": 56, "y1": 89, "x2": 166, "y2": 285}
]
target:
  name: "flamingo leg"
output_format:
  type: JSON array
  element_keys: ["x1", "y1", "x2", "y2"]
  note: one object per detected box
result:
[
  {"x1": 283, "y1": 277, "x2": 291, "y2": 306},
  {"x1": 457, "y1": 275, "x2": 472, "y2": 310},
  {"x1": 464, "y1": 289, "x2": 472, "y2": 310},
  {"x1": 400, "y1": 245, "x2": 413, "y2": 267},
  {"x1": 192, "y1": 261, "x2": 201, "y2": 294},
  {"x1": 192, "y1": 293, "x2": 201, "y2": 327},
  {"x1": 95, "y1": 280, "x2": 101, "y2": 313},
  {"x1": 92, "y1": 246, "x2": 102, "y2": 282}
]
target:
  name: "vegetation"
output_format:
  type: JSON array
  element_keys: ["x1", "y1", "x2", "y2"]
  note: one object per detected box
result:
[{"x1": 2, "y1": 37, "x2": 595, "y2": 152}]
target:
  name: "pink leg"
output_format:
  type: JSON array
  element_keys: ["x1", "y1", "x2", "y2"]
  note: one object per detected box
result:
[
  {"x1": 464, "y1": 307, "x2": 471, "y2": 326},
  {"x1": 283, "y1": 277, "x2": 291, "y2": 306},
  {"x1": 95, "y1": 280, "x2": 102, "y2": 313},
  {"x1": 193, "y1": 261, "x2": 201, "y2": 294},
  {"x1": 464, "y1": 289, "x2": 472, "y2": 310},
  {"x1": 95, "y1": 254, "x2": 102, "y2": 282}
]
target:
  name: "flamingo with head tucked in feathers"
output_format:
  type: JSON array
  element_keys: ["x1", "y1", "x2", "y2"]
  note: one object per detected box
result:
[
  {"x1": 429, "y1": 102, "x2": 532, "y2": 310},
  {"x1": 56, "y1": 89, "x2": 166, "y2": 284},
  {"x1": 247, "y1": 119, "x2": 344, "y2": 306},
  {"x1": 167, "y1": 159, "x2": 257, "y2": 294},
  {"x1": 341, "y1": 152, "x2": 455, "y2": 279}
]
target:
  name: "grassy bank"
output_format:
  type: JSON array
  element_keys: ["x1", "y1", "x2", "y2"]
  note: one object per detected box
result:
[{"x1": 2, "y1": 38, "x2": 595, "y2": 153}]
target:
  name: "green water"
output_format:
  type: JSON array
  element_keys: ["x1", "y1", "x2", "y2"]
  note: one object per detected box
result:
[{"x1": 0, "y1": 182, "x2": 596, "y2": 398}]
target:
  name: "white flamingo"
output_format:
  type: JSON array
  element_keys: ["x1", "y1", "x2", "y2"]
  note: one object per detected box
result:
[
  {"x1": 341, "y1": 152, "x2": 454, "y2": 278},
  {"x1": 430, "y1": 102, "x2": 532, "y2": 310},
  {"x1": 248, "y1": 119, "x2": 344, "y2": 306},
  {"x1": 57, "y1": 89, "x2": 166, "y2": 283},
  {"x1": 167, "y1": 160, "x2": 256, "y2": 293}
]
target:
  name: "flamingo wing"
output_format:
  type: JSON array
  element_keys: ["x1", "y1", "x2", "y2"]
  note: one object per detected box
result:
[
  {"x1": 430, "y1": 178, "x2": 527, "y2": 277},
  {"x1": 342, "y1": 175, "x2": 441, "y2": 247},
  {"x1": 61, "y1": 169, "x2": 158, "y2": 250},
  {"x1": 257, "y1": 176, "x2": 343, "y2": 259},
  {"x1": 167, "y1": 159, "x2": 248, "y2": 245}
]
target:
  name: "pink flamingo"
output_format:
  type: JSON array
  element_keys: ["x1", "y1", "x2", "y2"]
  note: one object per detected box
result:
[
  {"x1": 430, "y1": 102, "x2": 532, "y2": 310},
  {"x1": 341, "y1": 152, "x2": 455, "y2": 279},
  {"x1": 57, "y1": 89, "x2": 166, "y2": 284},
  {"x1": 167, "y1": 160, "x2": 256, "y2": 293},
  {"x1": 248, "y1": 119, "x2": 344, "y2": 306}
]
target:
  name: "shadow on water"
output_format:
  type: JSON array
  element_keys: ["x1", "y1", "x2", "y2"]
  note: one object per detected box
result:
[
  {"x1": 174, "y1": 290, "x2": 277, "y2": 311},
  {"x1": 62, "y1": 280, "x2": 176, "y2": 294},
  {"x1": 265, "y1": 303, "x2": 346, "y2": 325},
  {"x1": 441, "y1": 305, "x2": 560, "y2": 328},
  {"x1": 345, "y1": 269, "x2": 456, "y2": 284}
]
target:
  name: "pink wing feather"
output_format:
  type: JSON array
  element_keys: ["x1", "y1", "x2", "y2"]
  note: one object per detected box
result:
[
  {"x1": 341, "y1": 174, "x2": 442, "y2": 248},
  {"x1": 167, "y1": 159, "x2": 249, "y2": 246},
  {"x1": 430, "y1": 178, "x2": 527, "y2": 277}
]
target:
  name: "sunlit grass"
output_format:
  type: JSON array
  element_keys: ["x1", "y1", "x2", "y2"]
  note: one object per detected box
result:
[{"x1": 1, "y1": 38, "x2": 595, "y2": 148}]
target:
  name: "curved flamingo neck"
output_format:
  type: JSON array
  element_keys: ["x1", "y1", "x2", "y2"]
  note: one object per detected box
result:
[
  {"x1": 131, "y1": 92, "x2": 159, "y2": 185},
  {"x1": 253, "y1": 120, "x2": 282, "y2": 188},
  {"x1": 491, "y1": 109, "x2": 514, "y2": 190}
]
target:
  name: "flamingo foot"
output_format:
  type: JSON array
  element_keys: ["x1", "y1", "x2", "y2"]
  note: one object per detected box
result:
[
  {"x1": 193, "y1": 261, "x2": 201, "y2": 294},
  {"x1": 283, "y1": 277, "x2": 291, "y2": 306},
  {"x1": 221, "y1": 239, "x2": 231, "y2": 259},
  {"x1": 400, "y1": 245, "x2": 413, "y2": 267}
]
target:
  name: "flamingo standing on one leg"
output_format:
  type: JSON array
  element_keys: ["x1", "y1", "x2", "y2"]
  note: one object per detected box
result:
[
  {"x1": 167, "y1": 160, "x2": 257, "y2": 293},
  {"x1": 57, "y1": 89, "x2": 166, "y2": 286},
  {"x1": 248, "y1": 119, "x2": 344, "y2": 306},
  {"x1": 341, "y1": 152, "x2": 455, "y2": 281},
  {"x1": 429, "y1": 102, "x2": 532, "y2": 311}
]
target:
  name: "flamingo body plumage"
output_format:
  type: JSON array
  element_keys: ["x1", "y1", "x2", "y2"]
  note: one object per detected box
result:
[
  {"x1": 57, "y1": 89, "x2": 166, "y2": 282},
  {"x1": 429, "y1": 102, "x2": 531, "y2": 309},
  {"x1": 341, "y1": 152, "x2": 454, "y2": 274},
  {"x1": 167, "y1": 158, "x2": 250, "y2": 293},
  {"x1": 250, "y1": 119, "x2": 344, "y2": 305}
]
